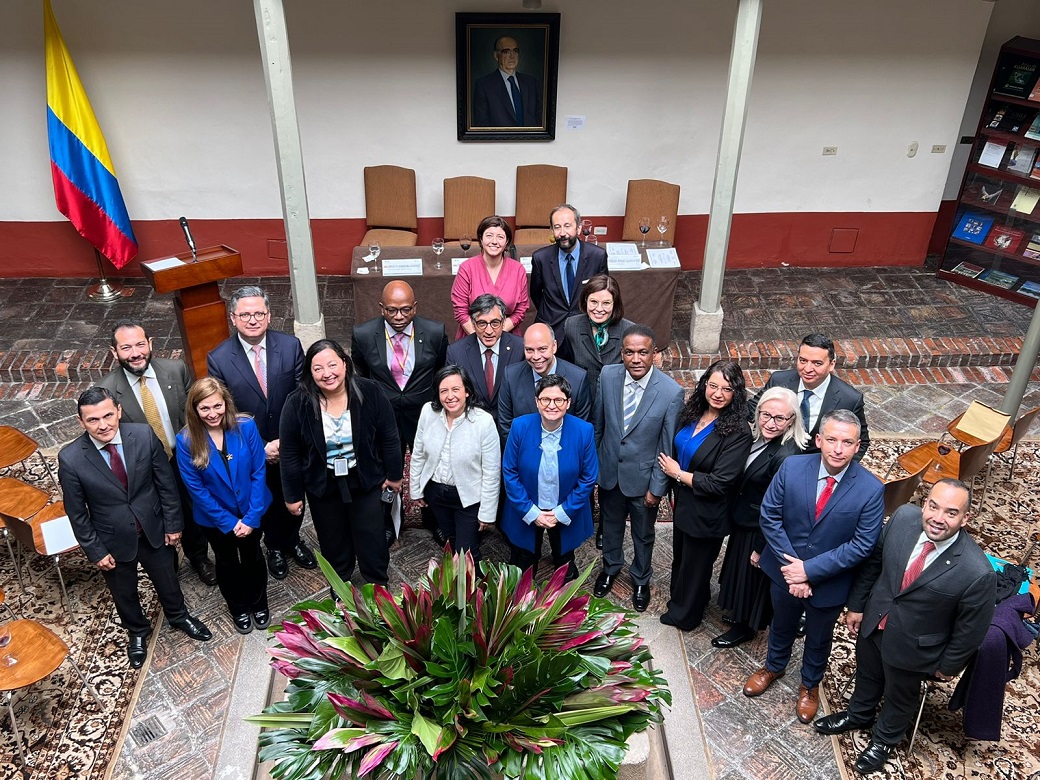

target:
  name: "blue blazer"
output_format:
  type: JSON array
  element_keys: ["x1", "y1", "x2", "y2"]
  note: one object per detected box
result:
[
  {"x1": 176, "y1": 417, "x2": 272, "y2": 535},
  {"x1": 759, "y1": 453, "x2": 883, "y2": 609},
  {"x1": 501, "y1": 413, "x2": 598, "y2": 555}
]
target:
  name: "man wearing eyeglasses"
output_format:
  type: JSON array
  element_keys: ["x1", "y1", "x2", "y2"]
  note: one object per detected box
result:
[
  {"x1": 472, "y1": 34, "x2": 543, "y2": 128},
  {"x1": 207, "y1": 285, "x2": 314, "y2": 581}
]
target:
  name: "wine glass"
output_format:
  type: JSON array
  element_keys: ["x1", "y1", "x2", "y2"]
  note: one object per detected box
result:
[
  {"x1": 656, "y1": 216, "x2": 669, "y2": 246},
  {"x1": 580, "y1": 219, "x2": 593, "y2": 242},
  {"x1": 368, "y1": 241, "x2": 381, "y2": 273},
  {"x1": 0, "y1": 624, "x2": 16, "y2": 666},
  {"x1": 460, "y1": 234, "x2": 472, "y2": 256},
  {"x1": 638, "y1": 217, "x2": 651, "y2": 248},
  {"x1": 432, "y1": 237, "x2": 445, "y2": 270}
]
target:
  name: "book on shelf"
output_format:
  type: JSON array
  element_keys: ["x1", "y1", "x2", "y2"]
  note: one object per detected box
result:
[
  {"x1": 987, "y1": 107, "x2": 1008, "y2": 129},
  {"x1": 1032, "y1": 155, "x2": 1040, "y2": 181},
  {"x1": 995, "y1": 58, "x2": 1040, "y2": 98},
  {"x1": 951, "y1": 212, "x2": 995, "y2": 244},
  {"x1": 978, "y1": 140, "x2": 1008, "y2": 168},
  {"x1": 1007, "y1": 146, "x2": 1038, "y2": 175},
  {"x1": 1026, "y1": 114, "x2": 1040, "y2": 141},
  {"x1": 1018, "y1": 280, "x2": 1040, "y2": 299},
  {"x1": 948, "y1": 261, "x2": 985, "y2": 278},
  {"x1": 976, "y1": 183, "x2": 1004, "y2": 205},
  {"x1": 1023, "y1": 233, "x2": 1040, "y2": 259},
  {"x1": 1030, "y1": 79, "x2": 1040, "y2": 102},
  {"x1": 984, "y1": 225, "x2": 1026, "y2": 253},
  {"x1": 979, "y1": 268, "x2": 1019, "y2": 289},
  {"x1": 1001, "y1": 108, "x2": 1036, "y2": 134},
  {"x1": 1011, "y1": 186, "x2": 1040, "y2": 213}
]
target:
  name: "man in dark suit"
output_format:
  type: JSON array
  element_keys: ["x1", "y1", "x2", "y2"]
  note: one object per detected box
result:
[
  {"x1": 530, "y1": 204, "x2": 609, "y2": 341},
  {"x1": 472, "y1": 35, "x2": 542, "y2": 127},
  {"x1": 751, "y1": 333, "x2": 870, "y2": 460},
  {"x1": 351, "y1": 280, "x2": 448, "y2": 542},
  {"x1": 207, "y1": 285, "x2": 315, "y2": 580},
  {"x1": 743, "y1": 410, "x2": 883, "y2": 725},
  {"x1": 497, "y1": 322, "x2": 592, "y2": 442},
  {"x1": 446, "y1": 294, "x2": 525, "y2": 428},
  {"x1": 58, "y1": 387, "x2": 212, "y2": 668},
  {"x1": 592, "y1": 326, "x2": 684, "y2": 612},
  {"x1": 815, "y1": 480, "x2": 996, "y2": 774},
  {"x1": 98, "y1": 319, "x2": 215, "y2": 587}
]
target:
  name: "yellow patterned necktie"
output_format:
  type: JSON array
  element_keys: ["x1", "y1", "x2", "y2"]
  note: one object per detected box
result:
[{"x1": 139, "y1": 377, "x2": 173, "y2": 458}]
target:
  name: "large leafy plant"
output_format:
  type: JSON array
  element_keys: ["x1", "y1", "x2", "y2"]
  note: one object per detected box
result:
[{"x1": 246, "y1": 549, "x2": 670, "y2": 779}]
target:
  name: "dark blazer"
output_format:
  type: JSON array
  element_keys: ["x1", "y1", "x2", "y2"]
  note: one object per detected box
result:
[
  {"x1": 175, "y1": 417, "x2": 272, "y2": 535},
  {"x1": 98, "y1": 357, "x2": 191, "y2": 434},
  {"x1": 849, "y1": 506, "x2": 996, "y2": 676},
  {"x1": 560, "y1": 315, "x2": 636, "y2": 398},
  {"x1": 350, "y1": 316, "x2": 448, "y2": 449},
  {"x1": 501, "y1": 413, "x2": 597, "y2": 554},
  {"x1": 530, "y1": 243, "x2": 609, "y2": 341},
  {"x1": 57, "y1": 423, "x2": 183, "y2": 563},
  {"x1": 496, "y1": 357, "x2": 592, "y2": 442},
  {"x1": 278, "y1": 377, "x2": 403, "y2": 502},
  {"x1": 754, "y1": 370, "x2": 870, "y2": 459},
  {"x1": 759, "y1": 453, "x2": 884, "y2": 609},
  {"x1": 446, "y1": 332, "x2": 525, "y2": 425},
  {"x1": 731, "y1": 437, "x2": 803, "y2": 533},
  {"x1": 207, "y1": 330, "x2": 305, "y2": 443},
  {"x1": 670, "y1": 423, "x2": 753, "y2": 539},
  {"x1": 472, "y1": 70, "x2": 542, "y2": 127}
]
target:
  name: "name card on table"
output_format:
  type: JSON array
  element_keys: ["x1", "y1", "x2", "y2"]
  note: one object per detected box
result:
[
  {"x1": 520, "y1": 257, "x2": 533, "y2": 274},
  {"x1": 646, "y1": 248, "x2": 681, "y2": 268},
  {"x1": 452, "y1": 257, "x2": 466, "y2": 275},
  {"x1": 607, "y1": 254, "x2": 645, "y2": 271},
  {"x1": 41, "y1": 515, "x2": 78, "y2": 555},
  {"x1": 381, "y1": 258, "x2": 424, "y2": 276}
]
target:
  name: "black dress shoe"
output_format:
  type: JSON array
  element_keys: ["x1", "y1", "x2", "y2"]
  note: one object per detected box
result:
[
  {"x1": 796, "y1": 613, "x2": 807, "y2": 637},
  {"x1": 191, "y1": 558, "x2": 218, "y2": 586},
  {"x1": 815, "y1": 710, "x2": 875, "y2": 735},
  {"x1": 431, "y1": 527, "x2": 449, "y2": 547},
  {"x1": 292, "y1": 542, "x2": 317, "y2": 569},
  {"x1": 854, "y1": 741, "x2": 895, "y2": 774},
  {"x1": 593, "y1": 572, "x2": 616, "y2": 598},
  {"x1": 632, "y1": 584, "x2": 650, "y2": 612},
  {"x1": 252, "y1": 609, "x2": 271, "y2": 630},
  {"x1": 595, "y1": 526, "x2": 603, "y2": 550},
  {"x1": 171, "y1": 615, "x2": 213, "y2": 641},
  {"x1": 711, "y1": 624, "x2": 756, "y2": 648},
  {"x1": 267, "y1": 548, "x2": 289, "y2": 580},
  {"x1": 127, "y1": 635, "x2": 148, "y2": 668},
  {"x1": 232, "y1": 613, "x2": 253, "y2": 635},
  {"x1": 385, "y1": 527, "x2": 396, "y2": 546}
]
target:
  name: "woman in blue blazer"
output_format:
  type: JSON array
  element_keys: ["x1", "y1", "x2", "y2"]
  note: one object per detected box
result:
[
  {"x1": 502, "y1": 375, "x2": 598, "y2": 580},
  {"x1": 177, "y1": 377, "x2": 272, "y2": 634}
]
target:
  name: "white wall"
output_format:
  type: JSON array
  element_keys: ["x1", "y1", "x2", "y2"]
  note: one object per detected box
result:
[{"x1": 0, "y1": 0, "x2": 995, "y2": 225}]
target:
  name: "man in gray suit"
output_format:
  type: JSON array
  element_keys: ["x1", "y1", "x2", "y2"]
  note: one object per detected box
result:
[
  {"x1": 58, "y1": 387, "x2": 212, "y2": 669},
  {"x1": 592, "y1": 325, "x2": 685, "y2": 612},
  {"x1": 98, "y1": 319, "x2": 216, "y2": 586}
]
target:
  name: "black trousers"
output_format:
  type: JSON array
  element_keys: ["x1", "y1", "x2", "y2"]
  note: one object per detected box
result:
[
  {"x1": 663, "y1": 528, "x2": 724, "y2": 630},
  {"x1": 201, "y1": 525, "x2": 268, "y2": 615},
  {"x1": 103, "y1": 539, "x2": 187, "y2": 637},
  {"x1": 424, "y1": 481, "x2": 482, "y2": 561},
  {"x1": 509, "y1": 525, "x2": 577, "y2": 580},
  {"x1": 308, "y1": 471, "x2": 388, "y2": 585},
  {"x1": 171, "y1": 458, "x2": 210, "y2": 565},
  {"x1": 600, "y1": 485, "x2": 659, "y2": 586},
  {"x1": 848, "y1": 629, "x2": 930, "y2": 746},
  {"x1": 262, "y1": 462, "x2": 304, "y2": 552}
]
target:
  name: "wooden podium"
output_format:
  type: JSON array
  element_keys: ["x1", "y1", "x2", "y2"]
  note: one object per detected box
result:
[{"x1": 140, "y1": 245, "x2": 243, "y2": 379}]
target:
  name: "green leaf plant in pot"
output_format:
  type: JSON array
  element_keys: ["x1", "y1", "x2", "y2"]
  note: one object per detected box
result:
[{"x1": 245, "y1": 548, "x2": 670, "y2": 780}]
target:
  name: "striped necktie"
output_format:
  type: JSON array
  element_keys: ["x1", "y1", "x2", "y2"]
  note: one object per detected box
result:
[
  {"x1": 138, "y1": 377, "x2": 172, "y2": 459},
  {"x1": 879, "y1": 541, "x2": 935, "y2": 629},
  {"x1": 623, "y1": 381, "x2": 641, "y2": 433},
  {"x1": 252, "y1": 345, "x2": 268, "y2": 397}
]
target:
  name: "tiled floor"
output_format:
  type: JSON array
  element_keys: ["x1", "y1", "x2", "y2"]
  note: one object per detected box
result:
[{"x1": 0, "y1": 266, "x2": 1037, "y2": 780}]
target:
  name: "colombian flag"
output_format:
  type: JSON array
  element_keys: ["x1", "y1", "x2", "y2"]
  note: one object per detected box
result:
[{"x1": 45, "y1": 0, "x2": 138, "y2": 268}]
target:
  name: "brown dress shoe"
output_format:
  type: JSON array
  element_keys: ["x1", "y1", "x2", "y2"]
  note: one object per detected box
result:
[
  {"x1": 797, "y1": 684, "x2": 820, "y2": 723},
  {"x1": 743, "y1": 667, "x2": 785, "y2": 697}
]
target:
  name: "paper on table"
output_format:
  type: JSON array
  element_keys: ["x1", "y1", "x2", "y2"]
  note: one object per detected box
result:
[
  {"x1": 519, "y1": 257, "x2": 533, "y2": 274},
  {"x1": 607, "y1": 255, "x2": 645, "y2": 272},
  {"x1": 451, "y1": 257, "x2": 466, "y2": 275},
  {"x1": 381, "y1": 258, "x2": 424, "y2": 276},
  {"x1": 646, "y1": 248, "x2": 680, "y2": 268},
  {"x1": 143, "y1": 257, "x2": 185, "y2": 272},
  {"x1": 978, "y1": 141, "x2": 1007, "y2": 168},
  {"x1": 605, "y1": 242, "x2": 641, "y2": 257},
  {"x1": 40, "y1": 515, "x2": 78, "y2": 554}
]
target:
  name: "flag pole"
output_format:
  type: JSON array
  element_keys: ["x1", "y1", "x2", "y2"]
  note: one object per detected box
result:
[{"x1": 88, "y1": 247, "x2": 124, "y2": 302}]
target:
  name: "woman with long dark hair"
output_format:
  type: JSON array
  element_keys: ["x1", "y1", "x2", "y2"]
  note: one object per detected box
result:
[
  {"x1": 279, "y1": 339, "x2": 402, "y2": 586},
  {"x1": 658, "y1": 359, "x2": 752, "y2": 630},
  {"x1": 559, "y1": 274, "x2": 635, "y2": 397}
]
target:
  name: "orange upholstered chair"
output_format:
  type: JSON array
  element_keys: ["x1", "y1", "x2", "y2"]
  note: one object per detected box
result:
[
  {"x1": 621, "y1": 179, "x2": 680, "y2": 244},
  {"x1": 443, "y1": 176, "x2": 496, "y2": 242},
  {"x1": 362, "y1": 165, "x2": 419, "y2": 247},
  {"x1": 514, "y1": 165, "x2": 567, "y2": 245}
]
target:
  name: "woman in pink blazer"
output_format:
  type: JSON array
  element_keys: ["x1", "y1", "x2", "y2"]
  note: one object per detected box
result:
[{"x1": 451, "y1": 215, "x2": 530, "y2": 341}]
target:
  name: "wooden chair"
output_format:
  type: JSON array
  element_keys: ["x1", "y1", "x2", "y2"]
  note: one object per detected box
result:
[
  {"x1": 0, "y1": 478, "x2": 50, "y2": 591},
  {"x1": 1, "y1": 502, "x2": 78, "y2": 618},
  {"x1": 362, "y1": 165, "x2": 419, "y2": 247},
  {"x1": 0, "y1": 426, "x2": 59, "y2": 491},
  {"x1": 0, "y1": 619, "x2": 100, "y2": 764},
  {"x1": 443, "y1": 176, "x2": 496, "y2": 242},
  {"x1": 513, "y1": 164, "x2": 567, "y2": 245},
  {"x1": 992, "y1": 405, "x2": 1040, "y2": 479},
  {"x1": 881, "y1": 458, "x2": 933, "y2": 517},
  {"x1": 895, "y1": 437, "x2": 1001, "y2": 512},
  {"x1": 621, "y1": 178, "x2": 680, "y2": 244}
]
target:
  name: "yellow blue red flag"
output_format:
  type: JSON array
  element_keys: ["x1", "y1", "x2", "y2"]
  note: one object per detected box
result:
[{"x1": 45, "y1": 0, "x2": 138, "y2": 268}]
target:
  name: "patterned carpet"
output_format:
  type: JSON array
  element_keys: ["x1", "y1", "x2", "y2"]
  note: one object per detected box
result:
[{"x1": 824, "y1": 438, "x2": 1040, "y2": 780}]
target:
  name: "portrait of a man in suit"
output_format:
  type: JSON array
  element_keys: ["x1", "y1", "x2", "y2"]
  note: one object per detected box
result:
[{"x1": 472, "y1": 33, "x2": 543, "y2": 128}]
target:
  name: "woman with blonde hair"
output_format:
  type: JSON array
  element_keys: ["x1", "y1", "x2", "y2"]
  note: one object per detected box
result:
[{"x1": 177, "y1": 377, "x2": 271, "y2": 634}]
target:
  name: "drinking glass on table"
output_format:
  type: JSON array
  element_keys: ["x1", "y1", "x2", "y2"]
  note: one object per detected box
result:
[
  {"x1": 581, "y1": 219, "x2": 593, "y2": 242},
  {"x1": 656, "y1": 216, "x2": 669, "y2": 246},
  {"x1": 460, "y1": 234, "x2": 472, "y2": 255},
  {"x1": 0, "y1": 624, "x2": 16, "y2": 666},
  {"x1": 638, "y1": 217, "x2": 651, "y2": 247},
  {"x1": 367, "y1": 240, "x2": 381, "y2": 272},
  {"x1": 432, "y1": 237, "x2": 445, "y2": 270}
]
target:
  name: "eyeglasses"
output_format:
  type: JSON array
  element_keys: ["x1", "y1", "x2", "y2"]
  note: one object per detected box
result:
[
  {"x1": 706, "y1": 382, "x2": 734, "y2": 394},
  {"x1": 382, "y1": 306, "x2": 415, "y2": 316},
  {"x1": 496, "y1": 47, "x2": 520, "y2": 55},
  {"x1": 536, "y1": 396, "x2": 568, "y2": 408},
  {"x1": 758, "y1": 411, "x2": 793, "y2": 425},
  {"x1": 474, "y1": 318, "x2": 504, "y2": 330},
  {"x1": 233, "y1": 311, "x2": 268, "y2": 322}
]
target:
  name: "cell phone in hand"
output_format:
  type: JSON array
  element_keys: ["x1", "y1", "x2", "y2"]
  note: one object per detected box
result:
[{"x1": 380, "y1": 487, "x2": 395, "y2": 504}]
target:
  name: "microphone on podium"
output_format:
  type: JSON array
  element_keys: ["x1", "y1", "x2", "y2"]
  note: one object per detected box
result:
[{"x1": 179, "y1": 216, "x2": 198, "y2": 262}]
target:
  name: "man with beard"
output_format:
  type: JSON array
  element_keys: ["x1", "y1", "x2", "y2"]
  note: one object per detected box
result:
[
  {"x1": 530, "y1": 204, "x2": 608, "y2": 342},
  {"x1": 98, "y1": 319, "x2": 216, "y2": 586}
]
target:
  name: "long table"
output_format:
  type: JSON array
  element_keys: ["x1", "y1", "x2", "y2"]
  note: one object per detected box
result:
[{"x1": 350, "y1": 244, "x2": 681, "y2": 345}]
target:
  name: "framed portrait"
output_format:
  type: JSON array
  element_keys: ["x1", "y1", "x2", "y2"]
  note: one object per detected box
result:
[{"x1": 456, "y1": 12, "x2": 560, "y2": 142}]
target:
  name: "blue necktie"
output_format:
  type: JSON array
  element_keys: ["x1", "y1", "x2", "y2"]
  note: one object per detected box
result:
[
  {"x1": 565, "y1": 254, "x2": 576, "y2": 302},
  {"x1": 509, "y1": 76, "x2": 523, "y2": 124},
  {"x1": 800, "y1": 389, "x2": 812, "y2": 429}
]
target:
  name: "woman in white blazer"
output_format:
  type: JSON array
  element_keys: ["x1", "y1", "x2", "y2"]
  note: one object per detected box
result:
[{"x1": 410, "y1": 366, "x2": 500, "y2": 562}]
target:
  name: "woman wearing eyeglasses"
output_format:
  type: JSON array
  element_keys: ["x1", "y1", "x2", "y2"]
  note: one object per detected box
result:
[
  {"x1": 713, "y1": 387, "x2": 807, "y2": 649},
  {"x1": 451, "y1": 215, "x2": 530, "y2": 341},
  {"x1": 559, "y1": 274, "x2": 635, "y2": 398},
  {"x1": 657, "y1": 359, "x2": 752, "y2": 631}
]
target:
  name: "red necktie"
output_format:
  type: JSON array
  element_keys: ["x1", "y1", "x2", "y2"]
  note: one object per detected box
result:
[
  {"x1": 104, "y1": 443, "x2": 128, "y2": 490},
  {"x1": 484, "y1": 348, "x2": 495, "y2": 396},
  {"x1": 814, "y1": 476, "x2": 836, "y2": 521},
  {"x1": 879, "y1": 541, "x2": 935, "y2": 629}
]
